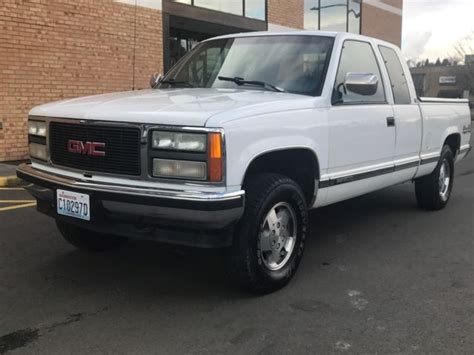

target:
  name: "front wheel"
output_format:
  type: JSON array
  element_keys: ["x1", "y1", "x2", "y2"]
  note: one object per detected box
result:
[
  {"x1": 227, "y1": 174, "x2": 308, "y2": 294},
  {"x1": 415, "y1": 145, "x2": 455, "y2": 211}
]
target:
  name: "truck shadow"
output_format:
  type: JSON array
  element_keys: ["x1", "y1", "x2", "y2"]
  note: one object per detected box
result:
[{"x1": 43, "y1": 183, "x2": 418, "y2": 299}]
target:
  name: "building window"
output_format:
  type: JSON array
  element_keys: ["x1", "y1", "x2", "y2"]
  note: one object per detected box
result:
[
  {"x1": 304, "y1": 0, "x2": 362, "y2": 34},
  {"x1": 304, "y1": 0, "x2": 319, "y2": 30},
  {"x1": 169, "y1": 0, "x2": 266, "y2": 20},
  {"x1": 245, "y1": 0, "x2": 266, "y2": 20},
  {"x1": 320, "y1": 0, "x2": 347, "y2": 31},
  {"x1": 348, "y1": 0, "x2": 361, "y2": 34},
  {"x1": 194, "y1": 0, "x2": 243, "y2": 16}
]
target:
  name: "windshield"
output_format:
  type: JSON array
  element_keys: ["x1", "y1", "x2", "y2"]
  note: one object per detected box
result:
[{"x1": 160, "y1": 35, "x2": 334, "y2": 96}]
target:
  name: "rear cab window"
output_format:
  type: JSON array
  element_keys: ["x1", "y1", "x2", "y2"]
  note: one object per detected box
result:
[{"x1": 379, "y1": 46, "x2": 412, "y2": 104}]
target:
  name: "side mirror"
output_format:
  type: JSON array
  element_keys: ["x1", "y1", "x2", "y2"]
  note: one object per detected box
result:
[
  {"x1": 344, "y1": 72, "x2": 378, "y2": 96},
  {"x1": 150, "y1": 73, "x2": 163, "y2": 89}
]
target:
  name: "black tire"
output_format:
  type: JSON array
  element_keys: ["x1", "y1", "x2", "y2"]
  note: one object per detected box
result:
[
  {"x1": 415, "y1": 145, "x2": 455, "y2": 211},
  {"x1": 227, "y1": 173, "x2": 308, "y2": 294},
  {"x1": 56, "y1": 220, "x2": 127, "y2": 252}
]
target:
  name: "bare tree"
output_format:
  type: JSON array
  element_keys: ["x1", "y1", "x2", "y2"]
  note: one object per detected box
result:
[
  {"x1": 451, "y1": 31, "x2": 474, "y2": 63},
  {"x1": 450, "y1": 31, "x2": 474, "y2": 96}
]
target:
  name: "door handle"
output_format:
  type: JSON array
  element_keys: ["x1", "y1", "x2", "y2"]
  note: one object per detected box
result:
[{"x1": 387, "y1": 117, "x2": 395, "y2": 127}]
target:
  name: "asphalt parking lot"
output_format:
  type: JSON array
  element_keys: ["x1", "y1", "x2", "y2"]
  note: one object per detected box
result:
[{"x1": 1, "y1": 144, "x2": 473, "y2": 354}]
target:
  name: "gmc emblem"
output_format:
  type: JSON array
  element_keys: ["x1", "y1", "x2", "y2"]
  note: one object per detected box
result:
[{"x1": 68, "y1": 140, "x2": 106, "y2": 157}]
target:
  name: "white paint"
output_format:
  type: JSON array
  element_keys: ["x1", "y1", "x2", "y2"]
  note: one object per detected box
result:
[
  {"x1": 348, "y1": 290, "x2": 368, "y2": 311},
  {"x1": 348, "y1": 290, "x2": 361, "y2": 297},
  {"x1": 335, "y1": 341, "x2": 352, "y2": 351},
  {"x1": 267, "y1": 23, "x2": 299, "y2": 32},
  {"x1": 363, "y1": 0, "x2": 402, "y2": 16},
  {"x1": 114, "y1": 0, "x2": 162, "y2": 10}
]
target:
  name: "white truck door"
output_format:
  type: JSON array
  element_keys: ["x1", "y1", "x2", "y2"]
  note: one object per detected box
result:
[
  {"x1": 378, "y1": 45, "x2": 422, "y2": 181},
  {"x1": 321, "y1": 40, "x2": 396, "y2": 206}
]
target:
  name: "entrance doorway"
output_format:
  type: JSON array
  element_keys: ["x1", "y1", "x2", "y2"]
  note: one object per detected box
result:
[{"x1": 166, "y1": 15, "x2": 253, "y2": 71}]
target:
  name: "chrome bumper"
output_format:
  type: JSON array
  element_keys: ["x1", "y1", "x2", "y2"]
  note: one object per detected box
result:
[{"x1": 17, "y1": 164, "x2": 245, "y2": 247}]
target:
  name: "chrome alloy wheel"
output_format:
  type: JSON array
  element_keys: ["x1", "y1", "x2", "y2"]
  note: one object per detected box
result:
[
  {"x1": 438, "y1": 159, "x2": 451, "y2": 202},
  {"x1": 258, "y1": 202, "x2": 297, "y2": 271}
]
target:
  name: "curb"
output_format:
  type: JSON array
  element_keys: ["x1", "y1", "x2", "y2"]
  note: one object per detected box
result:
[{"x1": 0, "y1": 175, "x2": 22, "y2": 188}]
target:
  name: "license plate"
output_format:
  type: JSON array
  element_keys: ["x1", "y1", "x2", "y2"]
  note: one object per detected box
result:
[{"x1": 57, "y1": 189, "x2": 90, "y2": 221}]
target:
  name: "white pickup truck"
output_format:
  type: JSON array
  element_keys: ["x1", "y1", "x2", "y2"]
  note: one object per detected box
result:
[{"x1": 18, "y1": 31, "x2": 471, "y2": 293}]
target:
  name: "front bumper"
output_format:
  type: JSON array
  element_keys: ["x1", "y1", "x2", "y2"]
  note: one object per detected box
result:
[{"x1": 17, "y1": 164, "x2": 245, "y2": 248}]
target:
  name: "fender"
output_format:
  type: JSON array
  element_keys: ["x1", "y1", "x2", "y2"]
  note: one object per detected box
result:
[
  {"x1": 441, "y1": 126, "x2": 461, "y2": 155},
  {"x1": 241, "y1": 145, "x2": 321, "y2": 186}
]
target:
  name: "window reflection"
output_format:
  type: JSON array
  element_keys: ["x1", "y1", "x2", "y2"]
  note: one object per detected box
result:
[
  {"x1": 304, "y1": 0, "x2": 319, "y2": 30},
  {"x1": 335, "y1": 40, "x2": 386, "y2": 103},
  {"x1": 245, "y1": 0, "x2": 265, "y2": 20},
  {"x1": 169, "y1": 0, "x2": 266, "y2": 20},
  {"x1": 194, "y1": 0, "x2": 243, "y2": 16},
  {"x1": 304, "y1": 0, "x2": 361, "y2": 34},
  {"x1": 164, "y1": 36, "x2": 335, "y2": 96},
  {"x1": 348, "y1": 0, "x2": 361, "y2": 33},
  {"x1": 320, "y1": 0, "x2": 347, "y2": 31}
]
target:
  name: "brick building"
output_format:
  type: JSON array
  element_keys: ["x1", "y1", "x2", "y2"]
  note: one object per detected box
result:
[
  {"x1": 0, "y1": 0, "x2": 403, "y2": 161},
  {"x1": 410, "y1": 59, "x2": 474, "y2": 120}
]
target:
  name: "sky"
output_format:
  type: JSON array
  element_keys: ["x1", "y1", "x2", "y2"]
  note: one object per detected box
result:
[{"x1": 402, "y1": 0, "x2": 474, "y2": 62}]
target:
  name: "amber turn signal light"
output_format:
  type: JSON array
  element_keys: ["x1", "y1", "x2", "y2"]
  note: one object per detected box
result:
[{"x1": 208, "y1": 132, "x2": 223, "y2": 182}]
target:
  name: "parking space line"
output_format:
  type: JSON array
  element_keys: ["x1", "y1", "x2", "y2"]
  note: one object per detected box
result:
[
  {"x1": 0, "y1": 202, "x2": 37, "y2": 212},
  {"x1": 0, "y1": 200, "x2": 36, "y2": 204},
  {"x1": 0, "y1": 184, "x2": 32, "y2": 191}
]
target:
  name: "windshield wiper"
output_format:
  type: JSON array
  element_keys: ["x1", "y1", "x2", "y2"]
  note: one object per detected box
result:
[
  {"x1": 160, "y1": 79, "x2": 195, "y2": 88},
  {"x1": 218, "y1": 76, "x2": 284, "y2": 93}
]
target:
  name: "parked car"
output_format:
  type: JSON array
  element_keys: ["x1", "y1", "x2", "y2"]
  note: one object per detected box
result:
[{"x1": 18, "y1": 32, "x2": 472, "y2": 294}]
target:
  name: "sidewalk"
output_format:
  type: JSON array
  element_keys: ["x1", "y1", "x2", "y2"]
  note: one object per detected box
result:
[{"x1": 0, "y1": 161, "x2": 24, "y2": 187}]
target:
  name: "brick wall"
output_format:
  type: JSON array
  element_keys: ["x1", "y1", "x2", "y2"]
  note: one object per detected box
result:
[
  {"x1": 361, "y1": 0, "x2": 403, "y2": 46},
  {"x1": 0, "y1": 0, "x2": 163, "y2": 161},
  {"x1": 267, "y1": 0, "x2": 304, "y2": 29}
]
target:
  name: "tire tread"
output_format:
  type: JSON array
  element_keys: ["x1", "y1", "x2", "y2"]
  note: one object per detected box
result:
[{"x1": 228, "y1": 173, "x2": 307, "y2": 294}]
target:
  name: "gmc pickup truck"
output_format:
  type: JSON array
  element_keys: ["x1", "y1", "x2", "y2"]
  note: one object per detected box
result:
[{"x1": 18, "y1": 32, "x2": 471, "y2": 293}]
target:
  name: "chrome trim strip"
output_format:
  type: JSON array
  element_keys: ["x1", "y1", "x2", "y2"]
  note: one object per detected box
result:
[
  {"x1": 319, "y1": 158, "x2": 433, "y2": 189},
  {"x1": 326, "y1": 161, "x2": 394, "y2": 181},
  {"x1": 420, "y1": 156, "x2": 439, "y2": 165},
  {"x1": 17, "y1": 164, "x2": 244, "y2": 202}
]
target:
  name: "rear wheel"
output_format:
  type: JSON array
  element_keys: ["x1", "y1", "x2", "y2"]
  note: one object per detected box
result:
[
  {"x1": 227, "y1": 174, "x2": 308, "y2": 294},
  {"x1": 415, "y1": 145, "x2": 455, "y2": 211},
  {"x1": 56, "y1": 220, "x2": 127, "y2": 252}
]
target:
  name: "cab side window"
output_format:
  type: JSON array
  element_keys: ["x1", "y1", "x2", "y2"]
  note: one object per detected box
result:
[
  {"x1": 379, "y1": 46, "x2": 412, "y2": 105},
  {"x1": 334, "y1": 40, "x2": 386, "y2": 104}
]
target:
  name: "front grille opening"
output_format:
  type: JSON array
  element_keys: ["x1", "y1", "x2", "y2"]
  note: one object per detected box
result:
[{"x1": 49, "y1": 122, "x2": 141, "y2": 176}]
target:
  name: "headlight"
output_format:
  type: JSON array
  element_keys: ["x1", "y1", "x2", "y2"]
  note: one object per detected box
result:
[
  {"x1": 29, "y1": 143, "x2": 48, "y2": 161},
  {"x1": 153, "y1": 159, "x2": 207, "y2": 180},
  {"x1": 28, "y1": 120, "x2": 47, "y2": 137},
  {"x1": 151, "y1": 131, "x2": 206, "y2": 152}
]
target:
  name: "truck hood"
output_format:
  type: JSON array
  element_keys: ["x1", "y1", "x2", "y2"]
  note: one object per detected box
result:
[{"x1": 30, "y1": 88, "x2": 317, "y2": 127}]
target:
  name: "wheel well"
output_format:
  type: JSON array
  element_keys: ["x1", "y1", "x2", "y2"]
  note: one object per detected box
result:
[
  {"x1": 243, "y1": 149, "x2": 319, "y2": 204},
  {"x1": 444, "y1": 134, "x2": 461, "y2": 157}
]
